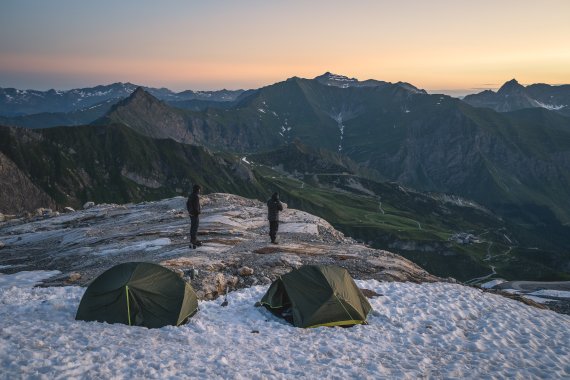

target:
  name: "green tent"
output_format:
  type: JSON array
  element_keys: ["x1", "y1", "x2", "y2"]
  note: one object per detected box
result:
[
  {"x1": 260, "y1": 265, "x2": 372, "y2": 328},
  {"x1": 76, "y1": 262, "x2": 198, "y2": 328}
]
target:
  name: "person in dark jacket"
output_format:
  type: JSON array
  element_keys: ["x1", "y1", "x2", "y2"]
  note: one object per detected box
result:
[
  {"x1": 267, "y1": 192, "x2": 283, "y2": 244},
  {"x1": 187, "y1": 184, "x2": 202, "y2": 248}
]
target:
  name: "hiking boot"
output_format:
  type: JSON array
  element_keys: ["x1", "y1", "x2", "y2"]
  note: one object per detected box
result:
[{"x1": 271, "y1": 240, "x2": 278, "y2": 244}]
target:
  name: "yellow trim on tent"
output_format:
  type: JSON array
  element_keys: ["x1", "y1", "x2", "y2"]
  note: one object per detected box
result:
[
  {"x1": 306, "y1": 320, "x2": 366, "y2": 328},
  {"x1": 125, "y1": 285, "x2": 132, "y2": 326},
  {"x1": 259, "y1": 301, "x2": 284, "y2": 309},
  {"x1": 176, "y1": 308, "x2": 199, "y2": 326}
]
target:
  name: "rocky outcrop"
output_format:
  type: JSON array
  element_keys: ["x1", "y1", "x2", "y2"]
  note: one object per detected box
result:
[
  {"x1": 0, "y1": 151, "x2": 56, "y2": 214},
  {"x1": 0, "y1": 193, "x2": 438, "y2": 299}
]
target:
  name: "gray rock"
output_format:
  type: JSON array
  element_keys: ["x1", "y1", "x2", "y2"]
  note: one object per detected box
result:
[
  {"x1": 278, "y1": 254, "x2": 302, "y2": 268},
  {"x1": 83, "y1": 202, "x2": 95, "y2": 210},
  {"x1": 238, "y1": 266, "x2": 254, "y2": 276},
  {"x1": 35, "y1": 208, "x2": 54, "y2": 217},
  {"x1": 0, "y1": 241, "x2": 5, "y2": 250},
  {"x1": 66, "y1": 272, "x2": 82, "y2": 283},
  {"x1": 64, "y1": 207, "x2": 76, "y2": 213}
]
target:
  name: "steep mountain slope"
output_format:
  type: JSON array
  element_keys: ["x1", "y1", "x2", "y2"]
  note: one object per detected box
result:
[
  {"x1": 0, "y1": 151, "x2": 56, "y2": 214},
  {"x1": 250, "y1": 139, "x2": 383, "y2": 179},
  {"x1": 355, "y1": 100, "x2": 570, "y2": 224},
  {"x1": 464, "y1": 79, "x2": 570, "y2": 116},
  {"x1": 0, "y1": 124, "x2": 262, "y2": 209},
  {"x1": 94, "y1": 87, "x2": 194, "y2": 142},
  {"x1": 97, "y1": 87, "x2": 285, "y2": 150}
]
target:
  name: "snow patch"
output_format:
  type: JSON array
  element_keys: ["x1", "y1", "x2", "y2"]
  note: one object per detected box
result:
[
  {"x1": 279, "y1": 222, "x2": 319, "y2": 235},
  {"x1": 480, "y1": 279, "x2": 507, "y2": 289},
  {"x1": 94, "y1": 238, "x2": 171, "y2": 256},
  {"x1": 0, "y1": 270, "x2": 60, "y2": 289},
  {"x1": 0, "y1": 277, "x2": 569, "y2": 378},
  {"x1": 332, "y1": 113, "x2": 345, "y2": 152},
  {"x1": 535, "y1": 101, "x2": 567, "y2": 111},
  {"x1": 529, "y1": 289, "x2": 570, "y2": 299}
]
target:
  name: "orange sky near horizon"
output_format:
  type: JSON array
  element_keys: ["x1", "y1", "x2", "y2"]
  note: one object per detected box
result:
[{"x1": 1, "y1": 0, "x2": 569, "y2": 93}]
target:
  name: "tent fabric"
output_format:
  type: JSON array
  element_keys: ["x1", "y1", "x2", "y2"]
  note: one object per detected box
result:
[
  {"x1": 76, "y1": 262, "x2": 198, "y2": 328},
  {"x1": 260, "y1": 265, "x2": 372, "y2": 328}
]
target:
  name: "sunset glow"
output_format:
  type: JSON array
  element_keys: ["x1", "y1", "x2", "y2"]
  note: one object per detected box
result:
[{"x1": 1, "y1": 0, "x2": 569, "y2": 94}]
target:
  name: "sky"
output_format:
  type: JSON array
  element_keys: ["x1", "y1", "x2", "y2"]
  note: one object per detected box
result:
[{"x1": 1, "y1": 0, "x2": 569, "y2": 95}]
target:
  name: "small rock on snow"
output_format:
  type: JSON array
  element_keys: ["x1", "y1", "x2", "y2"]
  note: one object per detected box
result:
[
  {"x1": 83, "y1": 202, "x2": 95, "y2": 210},
  {"x1": 238, "y1": 266, "x2": 254, "y2": 276}
]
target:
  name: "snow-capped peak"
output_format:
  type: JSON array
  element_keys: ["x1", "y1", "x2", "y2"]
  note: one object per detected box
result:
[{"x1": 315, "y1": 72, "x2": 358, "y2": 83}]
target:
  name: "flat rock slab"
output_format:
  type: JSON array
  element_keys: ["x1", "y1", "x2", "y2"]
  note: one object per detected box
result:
[
  {"x1": 279, "y1": 222, "x2": 319, "y2": 235},
  {"x1": 0, "y1": 193, "x2": 438, "y2": 299}
]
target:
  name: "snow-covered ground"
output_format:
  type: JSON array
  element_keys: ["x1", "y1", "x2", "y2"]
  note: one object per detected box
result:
[{"x1": 1, "y1": 271, "x2": 569, "y2": 379}]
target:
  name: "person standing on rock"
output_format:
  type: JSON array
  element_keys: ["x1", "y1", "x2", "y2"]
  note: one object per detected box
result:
[
  {"x1": 187, "y1": 184, "x2": 202, "y2": 248},
  {"x1": 267, "y1": 192, "x2": 283, "y2": 244}
]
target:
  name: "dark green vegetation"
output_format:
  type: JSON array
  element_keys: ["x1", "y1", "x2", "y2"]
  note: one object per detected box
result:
[
  {"x1": 0, "y1": 124, "x2": 264, "y2": 208},
  {"x1": 2, "y1": 73, "x2": 569, "y2": 282},
  {"x1": 249, "y1": 143, "x2": 570, "y2": 282}
]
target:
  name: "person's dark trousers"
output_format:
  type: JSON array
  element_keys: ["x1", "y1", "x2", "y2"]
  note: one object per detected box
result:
[
  {"x1": 269, "y1": 221, "x2": 279, "y2": 242},
  {"x1": 190, "y1": 215, "x2": 200, "y2": 242}
]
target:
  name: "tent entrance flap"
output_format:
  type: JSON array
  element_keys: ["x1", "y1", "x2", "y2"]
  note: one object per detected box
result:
[{"x1": 259, "y1": 265, "x2": 372, "y2": 328}]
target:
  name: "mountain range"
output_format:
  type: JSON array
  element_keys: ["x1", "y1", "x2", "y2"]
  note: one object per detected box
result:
[
  {"x1": 1, "y1": 73, "x2": 569, "y2": 281},
  {"x1": 0, "y1": 82, "x2": 245, "y2": 117},
  {"x1": 464, "y1": 79, "x2": 570, "y2": 116},
  {"x1": 91, "y1": 77, "x2": 570, "y2": 225}
]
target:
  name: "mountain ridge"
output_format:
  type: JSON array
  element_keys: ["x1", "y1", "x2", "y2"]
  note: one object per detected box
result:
[
  {"x1": 88, "y1": 84, "x2": 570, "y2": 225},
  {"x1": 0, "y1": 82, "x2": 245, "y2": 117},
  {"x1": 464, "y1": 79, "x2": 570, "y2": 115}
]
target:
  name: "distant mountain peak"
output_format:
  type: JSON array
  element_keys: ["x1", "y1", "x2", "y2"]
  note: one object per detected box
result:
[
  {"x1": 498, "y1": 79, "x2": 525, "y2": 95},
  {"x1": 131, "y1": 86, "x2": 147, "y2": 95},
  {"x1": 122, "y1": 86, "x2": 157, "y2": 104},
  {"x1": 315, "y1": 72, "x2": 358, "y2": 83},
  {"x1": 395, "y1": 81, "x2": 426, "y2": 94}
]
